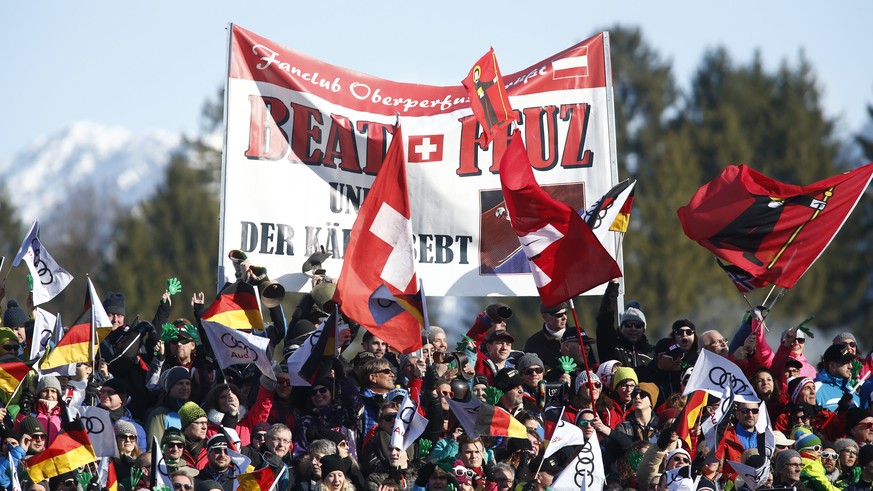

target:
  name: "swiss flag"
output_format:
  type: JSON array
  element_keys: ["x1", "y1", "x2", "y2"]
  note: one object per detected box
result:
[
  {"x1": 407, "y1": 134, "x2": 444, "y2": 163},
  {"x1": 499, "y1": 131, "x2": 621, "y2": 305},
  {"x1": 333, "y1": 125, "x2": 423, "y2": 354}
]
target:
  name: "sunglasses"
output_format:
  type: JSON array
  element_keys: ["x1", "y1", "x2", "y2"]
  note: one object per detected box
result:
[
  {"x1": 375, "y1": 368, "x2": 395, "y2": 375},
  {"x1": 622, "y1": 322, "x2": 644, "y2": 329},
  {"x1": 99, "y1": 388, "x2": 118, "y2": 396},
  {"x1": 1, "y1": 344, "x2": 19, "y2": 351},
  {"x1": 821, "y1": 451, "x2": 838, "y2": 460},
  {"x1": 173, "y1": 484, "x2": 193, "y2": 491},
  {"x1": 856, "y1": 421, "x2": 873, "y2": 429},
  {"x1": 792, "y1": 414, "x2": 811, "y2": 421},
  {"x1": 454, "y1": 468, "x2": 476, "y2": 479},
  {"x1": 276, "y1": 379, "x2": 292, "y2": 387},
  {"x1": 117, "y1": 434, "x2": 137, "y2": 441},
  {"x1": 675, "y1": 328, "x2": 694, "y2": 336},
  {"x1": 578, "y1": 419, "x2": 594, "y2": 427},
  {"x1": 585, "y1": 381, "x2": 603, "y2": 389},
  {"x1": 548, "y1": 311, "x2": 567, "y2": 318},
  {"x1": 210, "y1": 447, "x2": 228, "y2": 454},
  {"x1": 632, "y1": 390, "x2": 650, "y2": 400},
  {"x1": 807, "y1": 445, "x2": 822, "y2": 453},
  {"x1": 738, "y1": 408, "x2": 760, "y2": 415},
  {"x1": 165, "y1": 441, "x2": 185, "y2": 449},
  {"x1": 31, "y1": 434, "x2": 47, "y2": 441},
  {"x1": 671, "y1": 456, "x2": 691, "y2": 464},
  {"x1": 793, "y1": 338, "x2": 806, "y2": 344},
  {"x1": 524, "y1": 367, "x2": 544, "y2": 375},
  {"x1": 381, "y1": 413, "x2": 398, "y2": 423},
  {"x1": 253, "y1": 433, "x2": 267, "y2": 440},
  {"x1": 440, "y1": 389, "x2": 455, "y2": 398},
  {"x1": 842, "y1": 341, "x2": 858, "y2": 348},
  {"x1": 311, "y1": 387, "x2": 329, "y2": 395}
]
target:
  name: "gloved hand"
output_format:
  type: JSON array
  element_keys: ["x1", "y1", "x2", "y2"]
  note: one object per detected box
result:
[
  {"x1": 852, "y1": 466, "x2": 863, "y2": 484},
  {"x1": 656, "y1": 428, "x2": 675, "y2": 450},
  {"x1": 19, "y1": 388, "x2": 33, "y2": 415},
  {"x1": 86, "y1": 379, "x2": 100, "y2": 401},
  {"x1": 837, "y1": 391, "x2": 853, "y2": 412}
]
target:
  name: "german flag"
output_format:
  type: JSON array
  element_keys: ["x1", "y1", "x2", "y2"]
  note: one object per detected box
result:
[
  {"x1": 0, "y1": 361, "x2": 31, "y2": 394},
  {"x1": 40, "y1": 315, "x2": 92, "y2": 370},
  {"x1": 676, "y1": 390, "x2": 708, "y2": 449},
  {"x1": 609, "y1": 183, "x2": 635, "y2": 232},
  {"x1": 237, "y1": 464, "x2": 286, "y2": 491},
  {"x1": 26, "y1": 418, "x2": 97, "y2": 482},
  {"x1": 202, "y1": 281, "x2": 263, "y2": 331},
  {"x1": 446, "y1": 398, "x2": 527, "y2": 439},
  {"x1": 298, "y1": 310, "x2": 338, "y2": 385},
  {"x1": 105, "y1": 459, "x2": 119, "y2": 491}
]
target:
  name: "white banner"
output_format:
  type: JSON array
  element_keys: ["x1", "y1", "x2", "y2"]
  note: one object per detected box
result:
[{"x1": 220, "y1": 25, "x2": 620, "y2": 297}]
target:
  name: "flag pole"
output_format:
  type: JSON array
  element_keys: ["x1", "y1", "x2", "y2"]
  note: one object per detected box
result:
[{"x1": 567, "y1": 298, "x2": 595, "y2": 406}]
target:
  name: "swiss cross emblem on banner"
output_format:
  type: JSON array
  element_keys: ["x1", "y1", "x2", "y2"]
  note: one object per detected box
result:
[{"x1": 407, "y1": 134, "x2": 444, "y2": 163}]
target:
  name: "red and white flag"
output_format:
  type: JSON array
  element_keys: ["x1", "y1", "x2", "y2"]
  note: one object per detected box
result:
[
  {"x1": 333, "y1": 125, "x2": 423, "y2": 354},
  {"x1": 499, "y1": 131, "x2": 621, "y2": 306}
]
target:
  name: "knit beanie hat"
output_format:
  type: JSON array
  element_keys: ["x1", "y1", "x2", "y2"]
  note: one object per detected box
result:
[
  {"x1": 114, "y1": 420, "x2": 137, "y2": 437},
  {"x1": 596, "y1": 360, "x2": 622, "y2": 389},
  {"x1": 574, "y1": 370, "x2": 601, "y2": 394},
  {"x1": 179, "y1": 401, "x2": 207, "y2": 429},
  {"x1": 162, "y1": 366, "x2": 192, "y2": 393},
  {"x1": 637, "y1": 382, "x2": 660, "y2": 406},
  {"x1": 834, "y1": 332, "x2": 857, "y2": 344},
  {"x1": 787, "y1": 377, "x2": 814, "y2": 402},
  {"x1": 19, "y1": 416, "x2": 46, "y2": 436},
  {"x1": 846, "y1": 407, "x2": 870, "y2": 433},
  {"x1": 834, "y1": 438, "x2": 859, "y2": 454},
  {"x1": 103, "y1": 292, "x2": 126, "y2": 315},
  {"x1": 320, "y1": 455, "x2": 351, "y2": 476},
  {"x1": 619, "y1": 307, "x2": 646, "y2": 328},
  {"x1": 162, "y1": 427, "x2": 186, "y2": 445},
  {"x1": 2, "y1": 300, "x2": 28, "y2": 328},
  {"x1": 516, "y1": 353, "x2": 545, "y2": 373},
  {"x1": 775, "y1": 450, "x2": 801, "y2": 471},
  {"x1": 795, "y1": 433, "x2": 822, "y2": 452},
  {"x1": 37, "y1": 376, "x2": 62, "y2": 396},
  {"x1": 612, "y1": 367, "x2": 638, "y2": 390}
]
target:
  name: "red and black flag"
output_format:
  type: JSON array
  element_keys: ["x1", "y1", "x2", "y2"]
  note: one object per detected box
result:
[
  {"x1": 462, "y1": 48, "x2": 516, "y2": 144},
  {"x1": 677, "y1": 163, "x2": 873, "y2": 289}
]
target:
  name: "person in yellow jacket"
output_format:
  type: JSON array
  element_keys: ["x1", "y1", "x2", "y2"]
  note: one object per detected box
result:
[{"x1": 797, "y1": 433, "x2": 841, "y2": 491}]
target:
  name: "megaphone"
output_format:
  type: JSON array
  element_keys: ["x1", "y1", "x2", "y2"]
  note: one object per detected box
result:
[
  {"x1": 228, "y1": 250, "x2": 251, "y2": 281},
  {"x1": 248, "y1": 266, "x2": 286, "y2": 308},
  {"x1": 311, "y1": 281, "x2": 338, "y2": 313}
]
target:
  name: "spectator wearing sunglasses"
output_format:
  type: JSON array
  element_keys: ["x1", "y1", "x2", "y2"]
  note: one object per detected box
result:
[
  {"x1": 795, "y1": 432, "x2": 838, "y2": 491},
  {"x1": 846, "y1": 408, "x2": 873, "y2": 445},
  {"x1": 516, "y1": 353, "x2": 545, "y2": 400},
  {"x1": 113, "y1": 420, "x2": 143, "y2": 487},
  {"x1": 816, "y1": 344, "x2": 860, "y2": 411},
  {"x1": 595, "y1": 279, "x2": 653, "y2": 370},
  {"x1": 357, "y1": 358, "x2": 397, "y2": 439},
  {"x1": 170, "y1": 471, "x2": 195, "y2": 491},
  {"x1": 161, "y1": 428, "x2": 197, "y2": 476},
  {"x1": 772, "y1": 327, "x2": 817, "y2": 386},
  {"x1": 522, "y1": 302, "x2": 570, "y2": 371},
  {"x1": 822, "y1": 445, "x2": 840, "y2": 483},
  {"x1": 612, "y1": 382, "x2": 661, "y2": 446},
  {"x1": 197, "y1": 434, "x2": 239, "y2": 491},
  {"x1": 639, "y1": 321, "x2": 698, "y2": 407}
]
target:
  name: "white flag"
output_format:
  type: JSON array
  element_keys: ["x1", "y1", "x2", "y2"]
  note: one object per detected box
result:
[
  {"x1": 29, "y1": 308, "x2": 57, "y2": 361},
  {"x1": 553, "y1": 433, "x2": 605, "y2": 491},
  {"x1": 13, "y1": 219, "x2": 73, "y2": 305},
  {"x1": 728, "y1": 459, "x2": 770, "y2": 491},
  {"x1": 389, "y1": 389, "x2": 428, "y2": 451},
  {"x1": 202, "y1": 321, "x2": 275, "y2": 381},
  {"x1": 544, "y1": 419, "x2": 586, "y2": 459},
  {"x1": 79, "y1": 406, "x2": 119, "y2": 458},
  {"x1": 665, "y1": 466, "x2": 696, "y2": 491},
  {"x1": 683, "y1": 349, "x2": 760, "y2": 403},
  {"x1": 88, "y1": 277, "x2": 113, "y2": 329},
  {"x1": 151, "y1": 436, "x2": 174, "y2": 489}
]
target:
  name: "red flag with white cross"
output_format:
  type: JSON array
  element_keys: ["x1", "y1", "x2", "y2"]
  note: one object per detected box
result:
[
  {"x1": 499, "y1": 131, "x2": 621, "y2": 305},
  {"x1": 334, "y1": 125, "x2": 423, "y2": 354}
]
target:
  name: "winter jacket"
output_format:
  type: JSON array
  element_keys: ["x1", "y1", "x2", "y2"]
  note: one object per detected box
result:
[
  {"x1": 595, "y1": 282, "x2": 654, "y2": 369},
  {"x1": 815, "y1": 369, "x2": 859, "y2": 411}
]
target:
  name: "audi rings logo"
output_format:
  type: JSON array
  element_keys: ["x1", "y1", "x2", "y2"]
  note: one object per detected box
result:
[
  {"x1": 572, "y1": 440, "x2": 596, "y2": 487},
  {"x1": 220, "y1": 333, "x2": 259, "y2": 362},
  {"x1": 707, "y1": 366, "x2": 752, "y2": 398},
  {"x1": 30, "y1": 239, "x2": 55, "y2": 285},
  {"x1": 81, "y1": 415, "x2": 105, "y2": 434}
]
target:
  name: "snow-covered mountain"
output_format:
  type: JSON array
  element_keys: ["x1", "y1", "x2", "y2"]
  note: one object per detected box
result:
[{"x1": 0, "y1": 122, "x2": 185, "y2": 221}]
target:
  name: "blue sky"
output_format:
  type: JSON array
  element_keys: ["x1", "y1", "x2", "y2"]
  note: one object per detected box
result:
[{"x1": 2, "y1": 1, "x2": 871, "y2": 161}]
